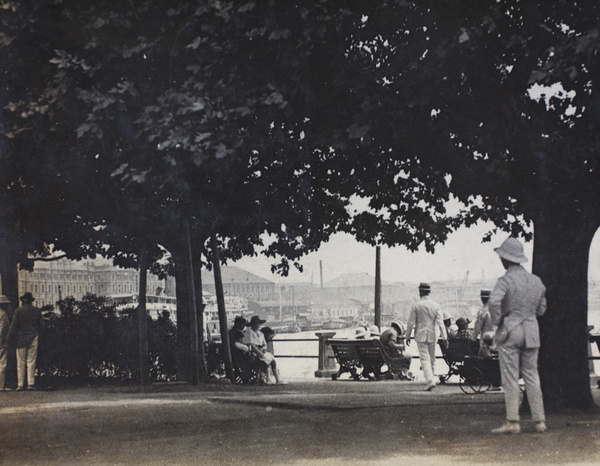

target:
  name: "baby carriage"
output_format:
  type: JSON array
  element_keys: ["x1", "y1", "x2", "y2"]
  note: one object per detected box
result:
[{"x1": 438, "y1": 338, "x2": 501, "y2": 393}]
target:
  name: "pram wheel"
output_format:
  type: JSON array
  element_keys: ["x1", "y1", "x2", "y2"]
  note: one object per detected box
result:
[{"x1": 459, "y1": 366, "x2": 491, "y2": 394}]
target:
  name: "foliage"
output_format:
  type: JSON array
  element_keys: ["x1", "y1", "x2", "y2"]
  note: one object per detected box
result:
[
  {"x1": 3, "y1": 0, "x2": 599, "y2": 408},
  {"x1": 309, "y1": 0, "x2": 600, "y2": 410},
  {"x1": 305, "y1": 0, "x2": 600, "y2": 245},
  {"x1": 37, "y1": 294, "x2": 177, "y2": 382}
]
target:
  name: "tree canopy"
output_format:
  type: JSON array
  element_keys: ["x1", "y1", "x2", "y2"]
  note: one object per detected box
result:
[
  {"x1": 1, "y1": 0, "x2": 599, "y2": 408},
  {"x1": 308, "y1": 0, "x2": 600, "y2": 410}
]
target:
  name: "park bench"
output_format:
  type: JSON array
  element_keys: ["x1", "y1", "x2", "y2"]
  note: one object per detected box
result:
[
  {"x1": 329, "y1": 339, "x2": 411, "y2": 381},
  {"x1": 589, "y1": 331, "x2": 600, "y2": 388},
  {"x1": 330, "y1": 339, "x2": 362, "y2": 380}
]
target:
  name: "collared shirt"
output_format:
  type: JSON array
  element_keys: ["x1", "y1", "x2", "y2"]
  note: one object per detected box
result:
[
  {"x1": 473, "y1": 304, "x2": 494, "y2": 339},
  {"x1": 488, "y1": 264, "x2": 546, "y2": 348},
  {"x1": 456, "y1": 328, "x2": 474, "y2": 340},
  {"x1": 243, "y1": 328, "x2": 267, "y2": 350},
  {"x1": 406, "y1": 295, "x2": 447, "y2": 343},
  {"x1": 379, "y1": 327, "x2": 402, "y2": 349}
]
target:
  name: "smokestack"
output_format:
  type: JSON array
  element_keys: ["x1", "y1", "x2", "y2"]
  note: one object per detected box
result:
[{"x1": 320, "y1": 260, "x2": 323, "y2": 289}]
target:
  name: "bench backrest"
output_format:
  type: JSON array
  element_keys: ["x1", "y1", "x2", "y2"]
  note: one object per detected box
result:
[
  {"x1": 354, "y1": 339, "x2": 385, "y2": 366},
  {"x1": 330, "y1": 340, "x2": 361, "y2": 364}
]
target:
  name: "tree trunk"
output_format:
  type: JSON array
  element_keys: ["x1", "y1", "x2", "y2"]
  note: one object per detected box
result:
[
  {"x1": 374, "y1": 246, "x2": 381, "y2": 329},
  {"x1": 138, "y1": 250, "x2": 150, "y2": 386},
  {"x1": 173, "y1": 254, "x2": 190, "y2": 382},
  {"x1": 0, "y1": 221, "x2": 20, "y2": 313},
  {"x1": 192, "y1": 241, "x2": 208, "y2": 379},
  {"x1": 0, "y1": 221, "x2": 18, "y2": 388},
  {"x1": 211, "y1": 233, "x2": 235, "y2": 383},
  {"x1": 183, "y1": 221, "x2": 199, "y2": 386},
  {"x1": 534, "y1": 215, "x2": 598, "y2": 412}
]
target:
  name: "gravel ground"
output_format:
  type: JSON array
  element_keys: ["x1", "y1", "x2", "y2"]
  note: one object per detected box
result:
[{"x1": 0, "y1": 378, "x2": 599, "y2": 465}]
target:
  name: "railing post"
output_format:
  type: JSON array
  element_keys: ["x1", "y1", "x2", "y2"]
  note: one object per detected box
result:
[{"x1": 314, "y1": 331, "x2": 337, "y2": 378}]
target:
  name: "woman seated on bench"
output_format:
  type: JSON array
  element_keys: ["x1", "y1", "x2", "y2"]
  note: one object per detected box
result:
[
  {"x1": 379, "y1": 321, "x2": 413, "y2": 379},
  {"x1": 243, "y1": 315, "x2": 282, "y2": 384}
]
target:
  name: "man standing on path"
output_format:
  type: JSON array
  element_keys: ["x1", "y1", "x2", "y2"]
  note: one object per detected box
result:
[
  {"x1": 489, "y1": 237, "x2": 547, "y2": 434},
  {"x1": 406, "y1": 283, "x2": 448, "y2": 391},
  {"x1": 7, "y1": 292, "x2": 42, "y2": 391},
  {"x1": 473, "y1": 290, "x2": 495, "y2": 359},
  {"x1": 0, "y1": 295, "x2": 11, "y2": 391}
]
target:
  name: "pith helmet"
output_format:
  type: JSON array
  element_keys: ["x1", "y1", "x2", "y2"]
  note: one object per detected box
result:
[{"x1": 494, "y1": 237, "x2": 528, "y2": 264}]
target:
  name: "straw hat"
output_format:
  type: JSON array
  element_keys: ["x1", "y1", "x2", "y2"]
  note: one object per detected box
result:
[
  {"x1": 368, "y1": 325, "x2": 380, "y2": 336},
  {"x1": 247, "y1": 315, "x2": 266, "y2": 326},
  {"x1": 355, "y1": 327, "x2": 369, "y2": 338}
]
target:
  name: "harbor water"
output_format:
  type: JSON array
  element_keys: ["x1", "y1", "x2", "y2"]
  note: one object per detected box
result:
[{"x1": 273, "y1": 310, "x2": 600, "y2": 380}]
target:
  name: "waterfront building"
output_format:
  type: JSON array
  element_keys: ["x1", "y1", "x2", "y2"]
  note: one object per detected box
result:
[
  {"x1": 18, "y1": 258, "x2": 174, "y2": 307},
  {"x1": 202, "y1": 266, "x2": 278, "y2": 302}
]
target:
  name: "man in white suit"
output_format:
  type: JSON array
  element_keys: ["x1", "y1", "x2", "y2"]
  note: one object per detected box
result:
[
  {"x1": 406, "y1": 283, "x2": 448, "y2": 391},
  {"x1": 489, "y1": 237, "x2": 547, "y2": 434}
]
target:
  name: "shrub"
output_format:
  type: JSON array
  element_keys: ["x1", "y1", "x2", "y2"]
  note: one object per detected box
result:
[{"x1": 37, "y1": 294, "x2": 177, "y2": 382}]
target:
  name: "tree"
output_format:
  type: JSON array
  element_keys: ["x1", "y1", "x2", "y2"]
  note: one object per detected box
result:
[
  {"x1": 2, "y1": 0, "x2": 351, "y2": 382},
  {"x1": 307, "y1": 0, "x2": 600, "y2": 411},
  {"x1": 0, "y1": 1, "x2": 117, "y2": 304}
]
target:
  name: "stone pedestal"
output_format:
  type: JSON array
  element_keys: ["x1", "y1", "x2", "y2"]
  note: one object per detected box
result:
[{"x1": 314, "y1": 331, "x2": 337, "y2": 378}]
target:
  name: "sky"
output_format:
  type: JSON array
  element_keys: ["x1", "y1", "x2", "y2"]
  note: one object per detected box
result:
[{"x1": 233, "y1": 221, "x2": 600, "y2": 286}]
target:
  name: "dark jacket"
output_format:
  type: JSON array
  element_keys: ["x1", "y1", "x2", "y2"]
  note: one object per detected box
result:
[{"x1": 7, "y1": 303, "x2": 42, "y2": 348}]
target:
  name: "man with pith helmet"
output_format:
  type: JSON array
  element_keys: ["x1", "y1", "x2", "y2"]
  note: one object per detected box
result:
[{"x1": 489, "y1": 237, "x2": 547, "y2": 434}]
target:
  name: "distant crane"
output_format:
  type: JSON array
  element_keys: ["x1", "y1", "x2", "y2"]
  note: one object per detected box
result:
[{"x1": 455, "y1": 271, "x2": 470, "y2": 309}]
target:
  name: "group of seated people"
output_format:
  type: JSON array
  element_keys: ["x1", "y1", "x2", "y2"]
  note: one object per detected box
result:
[
  {"x1": 352, "y1": 321, "x2": 413, "y2": 379},
  {"x1": 445, "y1": 290, "x2": 497, "y2": 359},
  {"x1": 228, "y1": 315, "x2": 283, "y2": 384}
]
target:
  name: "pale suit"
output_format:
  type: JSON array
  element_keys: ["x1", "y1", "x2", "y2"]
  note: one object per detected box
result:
[
  {"x1": 406, "y1": 296, "x2": 447, "y2": 385},
  {"x1": 489, "y1": 264, "x2": 546, "y2": 422},
  {"x1": 0, "y1": 308, "x2": 9, "y2": 389}
]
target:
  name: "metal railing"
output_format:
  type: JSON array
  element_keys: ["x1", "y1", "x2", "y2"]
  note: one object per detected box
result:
[{"x1": 269, "y1": 333, "x2": 600, "y2": 378}]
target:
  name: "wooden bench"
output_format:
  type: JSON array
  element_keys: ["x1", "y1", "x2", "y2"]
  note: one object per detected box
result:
[
  {"x1": 330, "y1": 339, "x2": 362, "y2": 380},
  {"x1": 589, "y1": 332, "x2": 600, "y2": 388},
  {"x1": 329, "y1": 339, "x2": 411, "y2": 381},
  {"x1": 354, "y1": 339, "x2": 387, "y2": 380}
]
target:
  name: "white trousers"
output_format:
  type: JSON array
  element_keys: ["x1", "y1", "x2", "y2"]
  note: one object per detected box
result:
[
  {"x1": 0, "y1": 347, "x2": 7, "y2": 389},
  {"x1": 497, "y1": 325, "x2": 545, "y2": 422},
  {"x1": 16, "y1": 336, "x2": 38, "y2": 388},
  {"x1": 416, "y1": 341, "x2": 437, "y2": 385}
]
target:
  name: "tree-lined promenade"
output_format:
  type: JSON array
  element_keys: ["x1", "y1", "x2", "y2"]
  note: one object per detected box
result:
[{"x1": 1, "y1": 1, "x2": 599, "y2": 412}]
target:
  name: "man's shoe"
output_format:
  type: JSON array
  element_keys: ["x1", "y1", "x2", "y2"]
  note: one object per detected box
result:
[
  {"x1": 492, "y1": 422, "x2": 520, "y2": 434},
  {"x1": 15, "y1": 387, "x2": 25, "y2": 391},
  {"x1": 424, "y1": 382, "x2": 436, "y2": 391},
  {"x1": 27, "y1": 387, "x2": 37, "y2": 391},
  {"x1": 535, "y1": 422, "x2": 547, "y2": 433}
]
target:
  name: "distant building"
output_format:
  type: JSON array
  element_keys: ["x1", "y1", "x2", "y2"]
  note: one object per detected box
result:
[
  {"x1": 202, "y1": 266, "x2": 277, "y2": 302},
  {"x1": 18, "y1": 258, "x2": 174, "y2": 307},
  {"x1": 203, "y1": 294, "x2": 249, "y2": 337}
]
